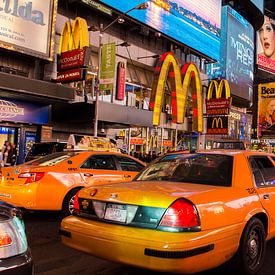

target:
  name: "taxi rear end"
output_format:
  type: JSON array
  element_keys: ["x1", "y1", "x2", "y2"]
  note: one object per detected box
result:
[{"x1": 61, "y1": 152, "x2": 257, "y2": 274}]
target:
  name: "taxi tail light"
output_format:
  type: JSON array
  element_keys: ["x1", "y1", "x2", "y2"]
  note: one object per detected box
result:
[
  {"x1": 18, "y1": 172, "x2": 45, "y2": 184},
  {"x1": 73, "y1": 191, "x2": 80, "y2": 213},
  {"x1": 0, "y1": 233, "x2": 12, "y2": 247},
  {"x1": 159, "y1": 198, "x2": 200, "y2": 229}
]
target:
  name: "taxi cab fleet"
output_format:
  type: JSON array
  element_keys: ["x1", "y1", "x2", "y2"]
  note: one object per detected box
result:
[
  {"x1": 0, "y1": 136, "x2": 145, "y2": 216},
  {"x1": 61, "y1": 150, "x2": 275, "y2": 274}
]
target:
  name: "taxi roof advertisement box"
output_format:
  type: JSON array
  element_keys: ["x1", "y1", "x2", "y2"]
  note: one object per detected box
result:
[{"x1": 0, "y1": 0, "x2": 57, "y2": 60}]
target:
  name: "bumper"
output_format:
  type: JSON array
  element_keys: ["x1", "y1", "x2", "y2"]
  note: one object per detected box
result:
[
  {"x1": 0, "y1": 249, "x2": 33, "y2": 275},
  {"x1": 61, "y1": 216, "x2": 242, "y2": 274},
  {"x1": 0, "y1": 185, "x2": 38, "y2": 209}
]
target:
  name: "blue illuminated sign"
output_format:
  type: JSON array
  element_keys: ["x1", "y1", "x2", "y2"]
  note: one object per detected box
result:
[
  {"x1": 207, "y1": 6, "x2": 254, "y2": 101},
  {"x1": 0, "y1": 99, "x2": 49, "y2": 124},
  {"x1": 99, "y1": 0, "x2": 222, "y2": 61}
]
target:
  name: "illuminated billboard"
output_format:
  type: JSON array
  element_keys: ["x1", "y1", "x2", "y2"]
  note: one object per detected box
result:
[
  {"x1": 258, "y1": 83, "x2": 275, "y2": 137},
  {"x1": 257, "y1": 16, "x2": 275, "y2": 74},
  {"x1": 207, "y1": 6, "x2": 254, "y2": 101},
  {"x1": 0, "y1": 0, "x2": 57, "y2": 60},
  {"x1": 99, "y1": 0, "x2": 221, "y2": 61}
]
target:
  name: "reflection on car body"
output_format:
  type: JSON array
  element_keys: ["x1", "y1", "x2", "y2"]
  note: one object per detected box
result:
[
  {"x1": 0, "y1": 151, "x2": 145, "y2": 216},
  {"x1": 61, "y1": 150, "x2": 275, "y2": 274}
]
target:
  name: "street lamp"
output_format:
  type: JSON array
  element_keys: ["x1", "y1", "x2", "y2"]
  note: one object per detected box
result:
[{"x1": 93, "y1": 2, "x2": 148, "y2": 137}]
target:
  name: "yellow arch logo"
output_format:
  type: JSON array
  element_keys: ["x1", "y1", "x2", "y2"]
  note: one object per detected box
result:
[
  {"x1": 207, "y1": 79, "x2": 231, "y2": 100},
  {"x1": 149, "y1": 52, "x2": 203, "y2": 132},
  {"x1": 211, "y1": 117, "x2": 223, "y2": 129},
  {"x1": 59, "y1": 17, "x2": 89, "y2": 54}
]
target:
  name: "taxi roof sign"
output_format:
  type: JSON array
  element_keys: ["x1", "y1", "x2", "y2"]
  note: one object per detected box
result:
[{"x1": 66, "y1": 134, "x2": 120, "y2": 152}]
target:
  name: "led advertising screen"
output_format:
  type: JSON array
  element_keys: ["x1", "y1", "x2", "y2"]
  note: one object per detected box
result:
[
  {"x1": 257, "y1": 16, "x2": 275, "y2": 74},
  {"x1": 207, "y1": 6, "x2": 254, "y2": 101},
  {"x1": 0, "y1": 0, "x2": 57, "y2": 60},
  {"x1": 98, "y1": 0, "x2": 221, "y2": 61},
  {"x1": 258, "y1": 83, "x2": 275, "y2": 137}
]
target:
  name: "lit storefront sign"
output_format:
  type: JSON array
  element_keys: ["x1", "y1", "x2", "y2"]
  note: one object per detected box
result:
[
  {"x1": 207, "y1": 116, "x2": 229, "y2": 135},
  {"x1": 0, "y1": 0, "x2": 57, "y2": 60},
  {"x1": 149, "y1": 52, "x2": 203, "y2": 132},
  {"x1": 229, "y1": 111, "x2": 241, "y2": 120},
  {"x1": 57, "y1": 17, "x2": 90, "y2": 83},
  {"x1": 0, "y1": 99, "x2": 49, "y2": 124}
]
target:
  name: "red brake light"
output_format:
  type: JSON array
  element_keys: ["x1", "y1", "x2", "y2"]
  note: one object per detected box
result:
[
  {"x1": 73, "y1": 191, "x2": 80, "y2": 213},
  {"x1": 0, "y1": 233, "x2": 12, "y2": 247},
  {"x1": 18, "y1": 172, "x2": 45, "y2": 184},
  {"x1": 159, "y1": 199, "x2": 200, "y2": 229}
]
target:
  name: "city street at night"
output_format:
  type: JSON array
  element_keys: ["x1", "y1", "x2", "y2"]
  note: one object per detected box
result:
[{"x1": 25, "y1": 211, "x2": 275, "y2": 275}]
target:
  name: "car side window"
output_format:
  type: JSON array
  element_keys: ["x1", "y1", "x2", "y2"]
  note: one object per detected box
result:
[
  {"x1": 115, "y1": 156, "x2": 144, "y2": 172},
  {"x1": 81, "y1": 155, "x2": 116, "y2": 170},
  {"x1": 249, "y1": 156, "x2": 275, "y2": 187}
]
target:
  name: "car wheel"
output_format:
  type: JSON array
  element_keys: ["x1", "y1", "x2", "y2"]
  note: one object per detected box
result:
[
  {"x1": 236, "y1": 217, "x2": 266, "y2": 275},
  {"x1": 62, "y1": 188, "x2": 81, "y2": 217}
]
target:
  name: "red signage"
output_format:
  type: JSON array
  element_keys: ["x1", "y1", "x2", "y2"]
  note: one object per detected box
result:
[
  {"x1": 206, "y1": 98, "x2": 232, "y2": 115},
  {"x1": 207, "y1": 116, "x2": 229, "y2": 135},
  {"x1": 162, "y1": 140, "x2": 172, "y2": 147},
  {"x1": 130, "y1": 138, "x2": 144, "y2": 145},
  {"x1": 116, "y1": 62, "x2": 126, "y2": 100},
  {"x1": 58, "y1": 47, "x2": 90, "y2": 71},
  {"x1": 57, "y1": 68, "x2": 85, "y2": 83}
]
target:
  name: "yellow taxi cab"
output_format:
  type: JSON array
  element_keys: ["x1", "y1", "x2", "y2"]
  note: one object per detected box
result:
[
  {"x1": 0, "y1": 148, "x2": 145, "y2": 216},
  {"x1": 61, "y1": 150, "x2": 275, "y2": 274}
]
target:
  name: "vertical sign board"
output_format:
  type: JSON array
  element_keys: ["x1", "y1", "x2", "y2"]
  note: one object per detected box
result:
[
  {"x1": 257, "y1": 16, "x2": 275, "y2": 74},
  {"x1": 258, "y1": 83, "x2": 275, "y2": 137},
  {"x1": 99, "y1": 42, "x2": 116, "y2": 91},
  {"x1": 207, "y1": 116, "x2": 229, "y2": 134},
  {"x1": 0, "y1": 0, "x2": 57, "y2": 60},
  {"x1": 116, "y1": 62, "x2": 126, "y2": 100}
]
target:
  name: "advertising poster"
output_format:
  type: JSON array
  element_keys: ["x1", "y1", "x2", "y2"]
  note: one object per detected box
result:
[
  {"x1": 258, "y1": 82, "x2": 275, "y2": 137},
  {"x1": 99, "y1": 42, "x2": 116, "y2": 91},
  {"x1": 0, "y1": 0, "x2": 56, "y2": 59},
  {"x1": 207, "y1": 6, "x2": 254, "y2": 101},
  {"x1": 257, "y1": 16, "x2": 275, "y2": 74},
  {"x1": 99, "y1": 0, "x2": 221, "y2": 61}
]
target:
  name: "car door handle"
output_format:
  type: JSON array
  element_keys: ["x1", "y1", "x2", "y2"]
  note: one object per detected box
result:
[
  {"x1": 263, "y1": 194, "x2": 270, "y2": 200},
  {"x1": 124, "y1": 175, "x2": 131, "y2": 178},
  {"x1": 84, "y1": 173, "x2": 93, "y2": 177}
]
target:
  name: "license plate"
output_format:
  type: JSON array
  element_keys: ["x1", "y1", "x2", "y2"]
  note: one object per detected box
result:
[{"x1": 104, "y1": 204, "x2": 127, "y2": 222}]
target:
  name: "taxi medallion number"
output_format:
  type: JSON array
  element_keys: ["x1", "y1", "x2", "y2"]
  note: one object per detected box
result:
[{"x1": 104, "y1": 204, "x2": 127, "y2": 222}]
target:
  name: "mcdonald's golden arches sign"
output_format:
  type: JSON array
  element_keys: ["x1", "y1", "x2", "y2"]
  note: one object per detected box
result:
[
  {"x1": 57, "y1": 17, "x2": 91, "y2": 83},
  {"x1": 149, "y1": 52, "x2": 203, "y2": 132}
]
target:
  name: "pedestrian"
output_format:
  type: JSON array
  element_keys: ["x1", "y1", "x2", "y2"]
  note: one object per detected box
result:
[
  {"x1": 10, "y1": 144, "x2": 17, "y2": 166},
  {"x1": 3, "y1": 144, "x2": 12, "y2": 167}
]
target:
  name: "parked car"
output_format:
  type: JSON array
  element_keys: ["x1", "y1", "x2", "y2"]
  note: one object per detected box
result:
[
  {"x1": 0, "y1": 200, "x2": 33, "y2": 274},
  {"x1": 61, "y1": 150, "x2": 275, "y2": 275},
  {"x1": 25, "y1": 142, "x2": 67, "y2": 162},
  {"x1": 0, "y1": 151, "x2": 145, "y2": 216}
]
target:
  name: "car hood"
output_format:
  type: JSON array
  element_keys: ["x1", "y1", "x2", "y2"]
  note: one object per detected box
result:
[{"x1": 79, "y1": 180, "x2": 225, "y2": 208}]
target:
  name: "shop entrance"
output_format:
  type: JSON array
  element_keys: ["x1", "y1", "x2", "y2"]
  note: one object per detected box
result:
[{"x1": 0, "y1": 126, "x2": 17, "y2": 150}]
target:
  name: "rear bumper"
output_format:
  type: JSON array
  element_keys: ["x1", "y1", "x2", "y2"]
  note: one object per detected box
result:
[
  {"x1": 60, "y1": 216, "x2": 241, "y2": 274},
  {"x1": 0, "y1": 249, "x2": 33, "y2": 275}
]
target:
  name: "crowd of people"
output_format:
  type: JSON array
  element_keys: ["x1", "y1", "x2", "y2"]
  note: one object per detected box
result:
[{"x1": 1, "y1": 141, "x2": 17, "y2": 167}]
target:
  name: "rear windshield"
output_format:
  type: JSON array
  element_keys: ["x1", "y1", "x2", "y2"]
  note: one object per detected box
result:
[
  {"x1": 135, "y1": 153, "x2": 233, "y2": 187},
  {"x1": 26, "y1": 152, "x2": 78, "y2": 167},
  {"x1": 29, "y1": 143, "x2": 66, "y2": 155}
]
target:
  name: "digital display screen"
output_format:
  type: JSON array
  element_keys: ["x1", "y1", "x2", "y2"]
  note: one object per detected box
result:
[
  {"x1": 99, "y1": 0, "x2": 221, "y2": 61},
  {"x1": 207, "y1": 6, "x2": 254, "y2": 101},
  {"x1": 256, "y1": 16, "x2": 275, "y2": 74}
]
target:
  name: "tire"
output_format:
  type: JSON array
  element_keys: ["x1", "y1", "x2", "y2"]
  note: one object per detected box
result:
[
  {"x1": 235, "y1": 217, "x2": 266, "y2": 275},
  {"x1": 62, "y1": 188, "x2": 81, "y2": 217}
]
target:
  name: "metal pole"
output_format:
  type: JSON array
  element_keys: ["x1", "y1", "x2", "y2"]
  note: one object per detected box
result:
[{"x1": 93, "y1": 24, "x2": 103, "y2": 137}]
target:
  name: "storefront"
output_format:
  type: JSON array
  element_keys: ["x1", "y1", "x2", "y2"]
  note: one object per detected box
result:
[{"x1": 0, "y1": 98, "x2": 50, "y2": 164}]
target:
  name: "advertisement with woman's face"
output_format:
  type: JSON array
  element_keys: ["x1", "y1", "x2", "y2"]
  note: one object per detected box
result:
[{"x1": 257, "y1": 16, "x2": 275, "y2": 74}]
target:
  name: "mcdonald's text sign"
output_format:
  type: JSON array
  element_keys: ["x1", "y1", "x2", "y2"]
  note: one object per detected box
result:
[
  {"x1": 116, "y1": 62, "x2": 126, "y2": 101},
  {"x1": 207, "y1": 116, "x2": 228, "y2": 135}
]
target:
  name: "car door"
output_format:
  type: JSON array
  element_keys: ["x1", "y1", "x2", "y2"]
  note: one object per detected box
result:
[
  {"x1": 79, "y1": 154, "x2": 125, "y2": 186},
  {"x1": 114, "y1": 156, "x2": 145, "y2": 181},
  {"x1": 249, "y1": 156, "x2": 275, "y2": 236}
]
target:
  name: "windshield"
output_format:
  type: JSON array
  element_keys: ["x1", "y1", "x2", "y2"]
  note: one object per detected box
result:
[
  {"x1": 26, "y1": 152, "x2": 78, "y2": 167},
  {"x1": 135, "y1": 153, "x2": 233, "y2": 187}
]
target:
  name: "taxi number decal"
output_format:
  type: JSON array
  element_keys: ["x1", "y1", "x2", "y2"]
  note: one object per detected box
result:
[
  {"x1": 246, "y1": 188, "x2": 257, "y2": 195},
  {"x1": 68, "y1": 167, "x2": 77, "y2": 171}
]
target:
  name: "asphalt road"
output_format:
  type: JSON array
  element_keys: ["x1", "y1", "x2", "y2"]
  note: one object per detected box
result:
[{"x1": 24, "y1": 211, "x2": 275, "y2": 275}]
